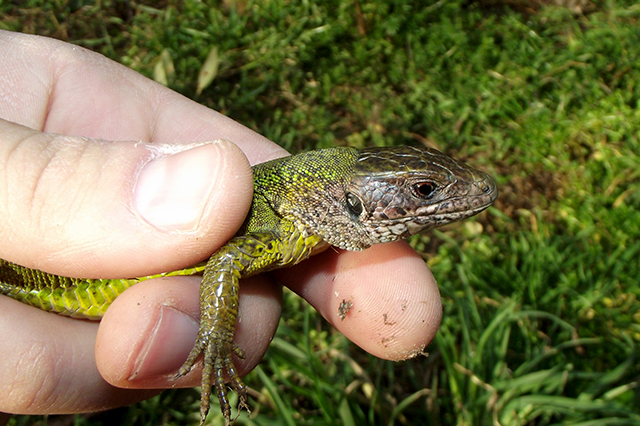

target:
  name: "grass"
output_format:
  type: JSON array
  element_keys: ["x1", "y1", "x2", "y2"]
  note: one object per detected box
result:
[{"x1": 2, "y1": 0, "x2": 640, "y2": 425}]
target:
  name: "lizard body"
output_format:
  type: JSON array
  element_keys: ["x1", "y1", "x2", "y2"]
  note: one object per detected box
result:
[{"x1": 0, "y1": 145, "x2": 497, "y2": 425}]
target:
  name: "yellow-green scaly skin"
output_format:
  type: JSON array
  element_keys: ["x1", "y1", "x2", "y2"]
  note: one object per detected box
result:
[{"x1": 0, "y1": 145, "x2": 498, "y2": 425}]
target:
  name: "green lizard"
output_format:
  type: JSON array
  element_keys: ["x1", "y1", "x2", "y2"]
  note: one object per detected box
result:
[{"x1": 0, "y1": 145, "x2": 497, "y2": 425}]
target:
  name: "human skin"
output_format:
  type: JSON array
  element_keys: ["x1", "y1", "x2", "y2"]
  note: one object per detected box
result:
[{"x1": 0, "y1": 30, "x2": 442, "y2": 417}]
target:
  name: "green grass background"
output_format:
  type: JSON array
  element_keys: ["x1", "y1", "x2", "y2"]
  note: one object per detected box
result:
[{"x1": 2, "y1": 0, "x2": 640, "y2": 425}]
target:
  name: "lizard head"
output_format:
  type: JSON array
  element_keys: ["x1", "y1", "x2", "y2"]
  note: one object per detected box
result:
[{"x1": 342, "y1": 146, "x2": 497, "y2": 247}]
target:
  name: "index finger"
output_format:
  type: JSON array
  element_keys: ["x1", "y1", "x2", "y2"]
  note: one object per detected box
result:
[{"x1": 0, "y1": 30, "x2": 286, "y2": 165}]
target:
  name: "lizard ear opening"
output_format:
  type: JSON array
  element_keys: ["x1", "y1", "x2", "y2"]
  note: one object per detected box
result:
[{"x1": 345, "y1": 192, "x2": 364, "y2": 217}]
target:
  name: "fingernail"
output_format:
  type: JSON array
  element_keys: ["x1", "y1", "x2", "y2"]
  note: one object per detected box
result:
[
  {"x1": 134, "y1": 142, "x2": 222, "y2": 231},
  {"x1": 130, "y1": 306, "x2": 198, "y2": 380}
]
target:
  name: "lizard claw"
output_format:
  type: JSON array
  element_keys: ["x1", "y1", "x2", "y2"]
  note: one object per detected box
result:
[{"x1": 176, "y1": 332, "x2": 249, "y2": 425}]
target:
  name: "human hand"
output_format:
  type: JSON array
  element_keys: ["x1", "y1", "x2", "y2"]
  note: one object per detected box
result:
[{"x1": 0, "y1": 30, "x2": 441, "y2": 417}]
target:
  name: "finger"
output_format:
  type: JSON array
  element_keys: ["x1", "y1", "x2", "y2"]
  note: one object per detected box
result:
[
  {"x1": 0, "y1": 267, "x2": 282, "y2": 414},
  {"x1": 0, "y1": 119, "x2": 253, "y2": 278},
  {"x1": 0, "y1": 296, "x2": 160, "y2": 414},
  {"x1": 278, "y1": 241, "x2": 442, "y2": 361},
  {"x1": 95, "y1": 275, "x2": 282, "y2": 388},
  {"x1": 0, "y1": 30, "x2": 287, "y2": 165}
]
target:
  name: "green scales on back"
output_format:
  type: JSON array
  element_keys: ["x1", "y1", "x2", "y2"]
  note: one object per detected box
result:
[{"x1": 0, "y1": 145, "x2": 498, "y2": 425}]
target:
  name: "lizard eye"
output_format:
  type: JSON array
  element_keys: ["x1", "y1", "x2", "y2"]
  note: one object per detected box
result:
[
  {"x1": 346, "y1": 192, "x2": 363, "y2": 217},
  {"x1": 413, "y1": 181, "x2": 437, "y2": 199}
]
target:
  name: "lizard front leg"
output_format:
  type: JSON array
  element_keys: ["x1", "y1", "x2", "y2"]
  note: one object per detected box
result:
[{"x1": 175, "y1": 232, "x2": 281, "y2": 425}]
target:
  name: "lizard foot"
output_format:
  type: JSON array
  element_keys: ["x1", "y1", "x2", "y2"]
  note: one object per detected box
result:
[{"x1": 176, "y1": 331, "x2": 249, "y2": 425}]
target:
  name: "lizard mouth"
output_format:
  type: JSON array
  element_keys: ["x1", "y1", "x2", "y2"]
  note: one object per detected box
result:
[
  {"x1": 361, "y1": 172, "x2": 497, "y2": 243},
  {"x1": 413, "y1": 172, "x2": 497, "y2": 224}
]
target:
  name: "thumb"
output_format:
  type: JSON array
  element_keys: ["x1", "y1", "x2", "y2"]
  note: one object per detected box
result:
[{"x1": 0, "y1": 118, "x2": 253, "y2": 278}]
